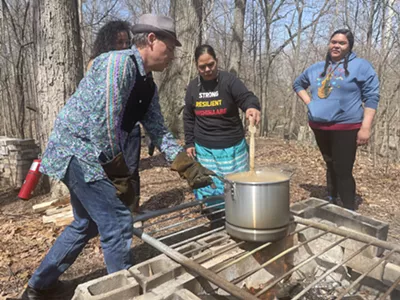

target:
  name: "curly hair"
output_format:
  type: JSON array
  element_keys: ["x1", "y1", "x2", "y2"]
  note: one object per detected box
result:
[{"x1": 90, "y1": 20, "x2": 132, "y2": 60}]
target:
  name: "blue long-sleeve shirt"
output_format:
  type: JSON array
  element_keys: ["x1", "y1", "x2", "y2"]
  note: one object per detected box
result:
[
  {"x1": 40, "y1": 46, "x2": 182, "y2": 182},
  {"x1": 293, "y1": 52, "x2": 380, "y2": 124}
]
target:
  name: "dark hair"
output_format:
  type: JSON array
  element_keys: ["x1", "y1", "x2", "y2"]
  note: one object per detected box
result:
[
  {"x1": 194, "y1": 44, "x2": 217, "y2": 63},
  {"x1": 90, "y1": 20, "x2": 131, "y2": 60},
  {"x1": 321, "y1": 29, "x2": 354, "y2": 77}
]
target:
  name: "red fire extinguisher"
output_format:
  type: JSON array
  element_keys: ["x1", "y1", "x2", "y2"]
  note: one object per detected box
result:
[{"x1": 18, "y1": 158, "x2": 42, "y2": 200}]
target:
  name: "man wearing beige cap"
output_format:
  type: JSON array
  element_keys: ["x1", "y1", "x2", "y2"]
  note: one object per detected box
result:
[{"x1": 22, "y1": 14, "x2": 214, "y2": 300}]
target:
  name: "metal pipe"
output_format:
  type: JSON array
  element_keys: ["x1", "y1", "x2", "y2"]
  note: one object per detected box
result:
[
  {"x1": 134, "y1": 196, "x2": 224, "y2": 222},
  {"x1": 291, "y1": 243, "x2": 372, "y2": 300},
  {"x1": 336, "y1": 249, "x2": 396, "y2": 299},
  {"x1": 133, "y1": 228, "x2": 259, "y2": 300},
  {"x1": 213, "y1": 225, "x2": 312, "y2": 274},
  {"x1": 232, "y1": 231, "x2": 329, "y2": 285},
  {"x1": 196, "y1": 240, "x2": 246, "y2": 265},
  {"x1": 170, "y1": 226, "x2": 225, "y2": 248},
  {"x1": 295, "y1": 216, "x2": 400, "y2": 252},
  {"x1": 255, "y1": 236, "x2": 348, "y2": 297},
  {"x1": 141, "y1": 209, "x2": 200, "y2": 229},
  {"x1": 143, "y1": 205, "x2": 226, "y2": 231},
  {"x1": 379, "y1": 273, "x2": 400, "y2": 300},
  {"x1": 182, "y1": 236, "x2": 231, "y2": 256},
  {"x1": 146, "y1": 213, "x2": 210, "y2": 235},
  {"x1": 157, "y1": 219, "x2": 221, "y2": 242}
]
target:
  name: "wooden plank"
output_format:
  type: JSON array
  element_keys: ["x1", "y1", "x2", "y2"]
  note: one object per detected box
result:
[
  {"x1": 45, "y1": 205, "x2": 72, "y2": 216},
  {"x1": 42, "y1": 210, "x2": 73, "y2": 224},
  {"x1": 33, "y1": 196, "x2": 70, "y2": 213},
  {"x1": 55, "y1": 216, "x2": 74, "y2": 226}
]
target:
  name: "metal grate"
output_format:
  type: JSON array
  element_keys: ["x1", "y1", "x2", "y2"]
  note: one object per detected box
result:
[{"x1": 133, "y1": 197, "x2": 400, "y2": 299}]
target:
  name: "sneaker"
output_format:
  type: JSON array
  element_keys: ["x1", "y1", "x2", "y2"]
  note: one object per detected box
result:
[{"x1": 326, "y1": 196, "x2": 338, "y2": 205}]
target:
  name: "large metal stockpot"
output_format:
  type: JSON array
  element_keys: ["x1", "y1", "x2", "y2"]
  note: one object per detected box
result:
[{"x1": 224, "y1": 170, "x2": 291, "y2": 242}]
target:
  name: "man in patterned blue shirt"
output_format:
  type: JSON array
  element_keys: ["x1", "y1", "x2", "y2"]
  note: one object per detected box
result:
[{"x1": 23, "y1": 14, "x2": 214, "y2": 300}]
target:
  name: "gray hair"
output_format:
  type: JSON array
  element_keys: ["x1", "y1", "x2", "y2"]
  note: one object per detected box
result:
[{"x1": 132, "y1": 33, "x2": 149, "y2": 48}]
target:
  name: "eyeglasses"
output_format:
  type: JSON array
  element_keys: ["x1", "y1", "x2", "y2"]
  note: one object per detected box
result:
[
  {"x1": 155, "y1": 35, "x2": 175, "y2": 53},
  {"x1": 164, "y1": 43, "x2": 175, "y2": 53},
  {"x1": 198, "y1": 61, "x2": 216, "y2": 71}
]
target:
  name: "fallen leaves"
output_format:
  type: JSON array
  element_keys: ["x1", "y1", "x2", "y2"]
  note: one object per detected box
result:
[{"x1": 0, "y1": 137, "x2": 399, "y2": 298}]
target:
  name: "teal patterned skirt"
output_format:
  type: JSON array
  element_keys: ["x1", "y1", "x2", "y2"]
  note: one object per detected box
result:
[{"x1": 194, "y1": 139, "x2": 249, "y2": 207}]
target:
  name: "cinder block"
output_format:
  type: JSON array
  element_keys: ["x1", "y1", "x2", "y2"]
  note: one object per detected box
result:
[
  {"x1": 290, "y1": 198, "x2": 329, "y2": 217},
  {"x1": 0, "y1": 146, "x2": 8, "y2": 155},
  {"x1": 382, "y1": 262, "x2": 400, "y2": 290},
  {"x1": 165, "y1": 289, "x2": 201, "y2": 300},
  {"x1": 174, "y1": 242, "x2": 213, "y2": 262},
  {"x1": 131, "y1": 291, "x2": 162, "y2": 299},
  {"x1": 315, "y1": 204, "x2": 389, "y2": 257},
  {"x1": 129, "y1": 254, "x2": 183, "y2": 293},
  {"x1": 343, "y1": 248, "x2": 384, "y2": 281},
  {"x1": 72, "y1": 269, "x2": 140, "y2": 300}
]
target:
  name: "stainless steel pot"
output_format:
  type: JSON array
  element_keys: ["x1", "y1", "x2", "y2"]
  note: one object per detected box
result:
[{"x1": 224, "y1": 170, "x2": 291, "y2": 242}]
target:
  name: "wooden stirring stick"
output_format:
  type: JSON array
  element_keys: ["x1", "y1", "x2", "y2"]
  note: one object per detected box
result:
[{"x1": 248, "y1": 116, "x2": 256, "y2": 173}]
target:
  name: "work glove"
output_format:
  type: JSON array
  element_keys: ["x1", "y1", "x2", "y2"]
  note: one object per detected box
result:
[
  {"x1": 171, "y1": 152, "x2": 216, "y2": 189},
  {"x1": 101, "y1": 152, "x2": 136, "y2": 208}
]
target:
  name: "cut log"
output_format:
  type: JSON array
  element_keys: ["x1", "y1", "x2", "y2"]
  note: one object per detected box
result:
[
  {"x1": 33, "y1": 196, "x2": 70, "y2": 213},
  {"x1": 55, "y1": 216, "x2": 74, "y2": 226},
  {"x1": 45, "y1": 205, "x2": 72, "y2": 216},
  {"x1": 42, "y1": 210, "x2": 73, "y2": 224}
]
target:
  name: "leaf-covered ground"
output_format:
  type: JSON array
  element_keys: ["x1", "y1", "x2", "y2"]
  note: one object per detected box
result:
[{"x1": 1, "y1": 137, "x2": 399, "y2": 299}]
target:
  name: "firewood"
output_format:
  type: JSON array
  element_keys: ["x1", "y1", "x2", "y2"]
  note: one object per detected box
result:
[
  {"x1": 32, "y1": 196, "x2": 70, "y2": 213},
  {"x1": 42, "y1": 210, "x2": 73, "y2": 224},
  {"x1": 45, "y1": 205, "x2": 72, "y2": 216}
]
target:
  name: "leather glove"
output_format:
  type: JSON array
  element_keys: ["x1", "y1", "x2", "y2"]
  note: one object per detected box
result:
[
  {"x1": 171, "y1": 152, "x2": 216, "y2": 189},
  {"x1": 101, "y1": 152, "x2": 136, "y2": 207}
]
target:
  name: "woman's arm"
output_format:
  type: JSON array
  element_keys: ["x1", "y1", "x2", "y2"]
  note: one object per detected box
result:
[{"x1": 296, "y1": 89, "x2": 311, "y2": 105}]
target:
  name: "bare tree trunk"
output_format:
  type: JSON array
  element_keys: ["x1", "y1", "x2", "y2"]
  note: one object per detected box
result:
[
  {"x1": 158, "y1": 0, "x2": 203, "y2": 137},
  {"x1": 33, "y1": 0, "x2": 83, "y2": 151},
  {"x1": 287, "y1": 0, "x2": 303, "y2": 140},
  {"x1": 366, "y1": 0, "x2": 376, "y2": 58},
  {"x1": 33, "y1": 0, "x2": 83, "y2": 195},
  {"x1": 229, "y1": 0, "x2": 247, "y2": 76}
]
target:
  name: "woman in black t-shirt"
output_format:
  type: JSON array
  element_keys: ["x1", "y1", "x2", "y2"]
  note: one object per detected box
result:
[{"x1": 183, "y1": 44, "x2": 261, "y2": 204}]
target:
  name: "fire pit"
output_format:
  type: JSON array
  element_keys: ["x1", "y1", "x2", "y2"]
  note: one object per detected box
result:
[{"x1": 73, "y1": 197, "x2": 400, "y2": 300}]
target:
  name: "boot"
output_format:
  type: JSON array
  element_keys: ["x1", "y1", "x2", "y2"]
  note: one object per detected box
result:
[{"x1": 21, "y1": 281, "x2": 75, "y2": 300}]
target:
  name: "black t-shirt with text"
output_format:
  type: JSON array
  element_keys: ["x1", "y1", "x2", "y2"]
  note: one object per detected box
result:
[{"x1": 183, "y1": 71, "x2": 260, "y2": 149}]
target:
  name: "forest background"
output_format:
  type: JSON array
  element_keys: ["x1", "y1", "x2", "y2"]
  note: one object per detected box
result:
[{"x1": 1, "y1": 0, "x2": 399, "y2": 168}]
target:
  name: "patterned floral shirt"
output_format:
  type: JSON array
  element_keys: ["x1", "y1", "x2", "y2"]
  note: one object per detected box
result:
[{"x1": 40, "y1": 46, "x2": 183, "y2": 182}]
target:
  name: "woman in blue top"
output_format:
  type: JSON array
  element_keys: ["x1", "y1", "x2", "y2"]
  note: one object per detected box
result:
[{"x1": 293, "y1": 29, "x2": 380, "y2": 211}]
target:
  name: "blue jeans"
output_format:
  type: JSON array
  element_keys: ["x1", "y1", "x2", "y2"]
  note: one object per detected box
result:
[{"x1": 29, "y1": 157, "x2": 133, "y2": 289}]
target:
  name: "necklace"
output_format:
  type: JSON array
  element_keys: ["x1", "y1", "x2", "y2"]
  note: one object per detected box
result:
[{"x1": 318, "y1": 62, "x2": 341, "y2": 99}]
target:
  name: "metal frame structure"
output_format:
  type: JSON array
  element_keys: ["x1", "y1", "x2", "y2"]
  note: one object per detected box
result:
[{"x1": 133, "y1": 197, "x2": 400, "y2": 300}]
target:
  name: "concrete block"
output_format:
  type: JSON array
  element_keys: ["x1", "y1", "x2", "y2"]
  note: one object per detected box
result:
[
  {"x1": 338, "y1": 227, "x2": 380, "y2": 259},
  {"x1": 139, "y1": 245, "x2": 246, "y2": 298},
  {"x1": 0, "y1": 146, "x2": 8, "y2": 155},
  {"x1": 290, "y1": 198, "x2": 329, "y2": 217},
  {"x1": 129, "y1": 254, "x2": 183, "y2": 293},
  {"x1": 314, "y1": 204, "x2": 389, "y2": 257},
  {"x1": 343, "y1": 248, "x2": 384, "y2": 281},
  {"x1": 2, "y1": 138, "x2": 35, "y2": 146},
  {"x1": 174, "y1": 242, "x2": 213, "y2": 262},
  {"x1": 131, "y1": 291, "x2": 162, "y2": 299},
  {"x1": 72, "y1": 269, "x2": 140, "y2": 300},
  {"x1": 382, "y1": 262, "x2": 400, "y2": 290},
  {"x1": 165, "y1": 289, "x2": 201, "y2": 300}
]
